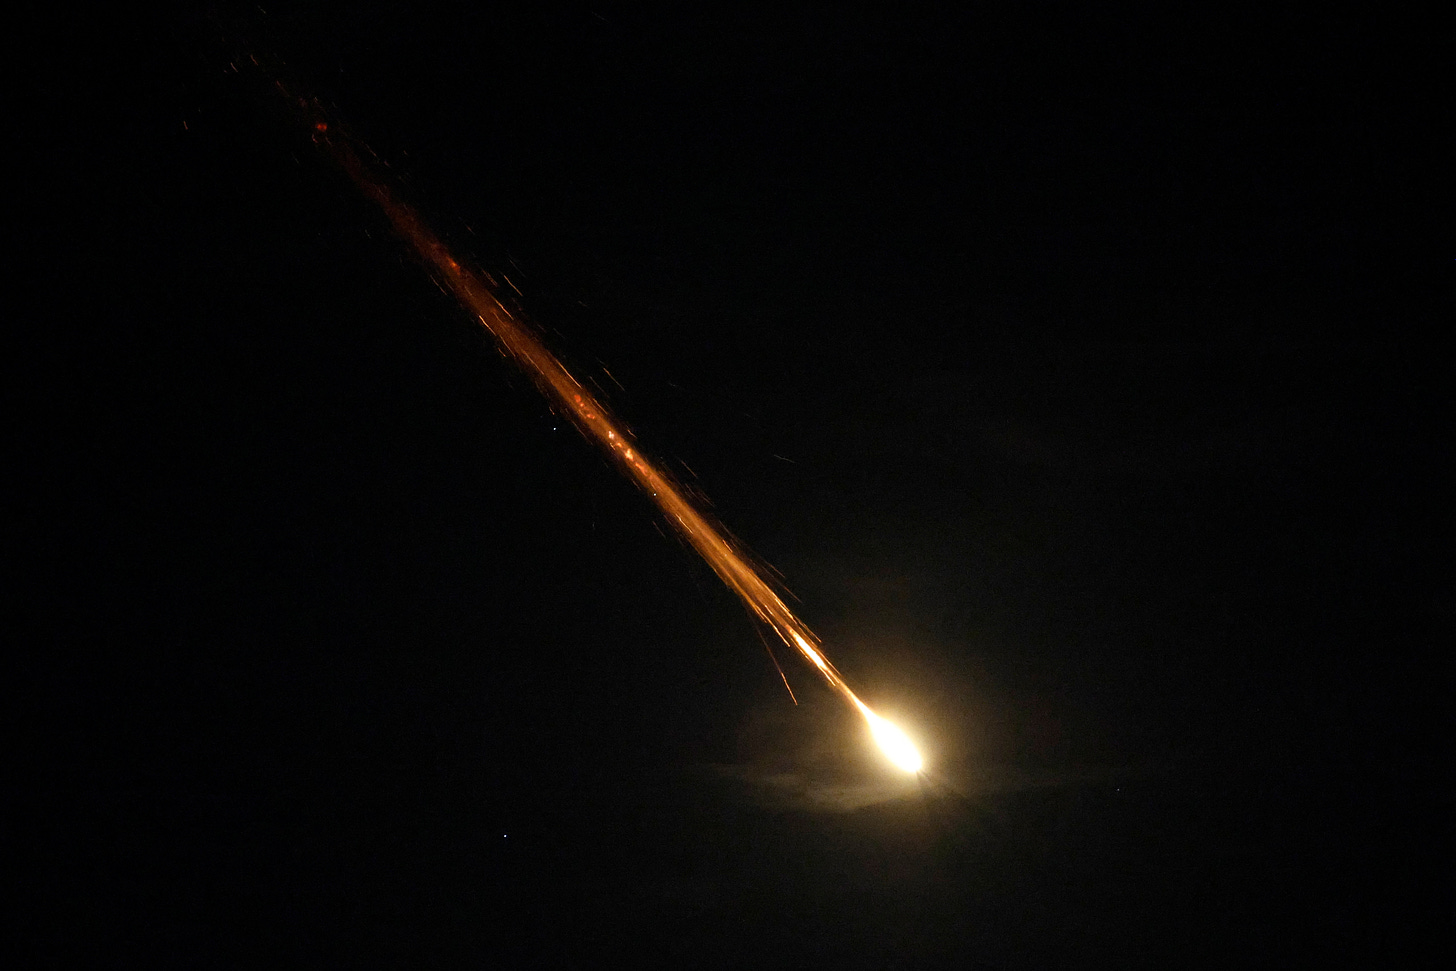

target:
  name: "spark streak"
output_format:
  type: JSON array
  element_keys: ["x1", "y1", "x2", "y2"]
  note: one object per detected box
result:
[{"x1": 274, "y1": 77, "x2": 922, "y2": 773}]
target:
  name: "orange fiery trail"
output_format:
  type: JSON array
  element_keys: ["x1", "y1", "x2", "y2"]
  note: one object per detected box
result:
[{"x1": 281, "y1": 83, "x2": 922, "y2": 773}]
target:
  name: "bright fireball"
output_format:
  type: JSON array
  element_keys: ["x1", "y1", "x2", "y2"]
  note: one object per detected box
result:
[{"x1": 863, "y1": 709, "x2": 923, "y2": 773}]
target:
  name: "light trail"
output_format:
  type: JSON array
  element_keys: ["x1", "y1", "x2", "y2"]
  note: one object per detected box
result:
[{"x1": 271, "y1": 74, "x2": 923, "y2": 774}]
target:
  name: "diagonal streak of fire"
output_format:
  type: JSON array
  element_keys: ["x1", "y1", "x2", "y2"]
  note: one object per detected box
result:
[{"x1": 271, "y1": 75, "x2": 922, "y2": 773}]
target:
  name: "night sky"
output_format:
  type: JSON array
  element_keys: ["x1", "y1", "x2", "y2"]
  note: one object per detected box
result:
[{"x1": 19, "y1": 5, "x2": 1449, "y2": 966}]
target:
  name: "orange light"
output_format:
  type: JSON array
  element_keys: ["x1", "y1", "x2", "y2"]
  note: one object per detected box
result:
[{"x1": 307, "y1": 98, "x2": 924, "y2": 772}]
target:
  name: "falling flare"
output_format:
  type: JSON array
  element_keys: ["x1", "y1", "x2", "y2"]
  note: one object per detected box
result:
[
  {"x1": 859, "y1": 705, "x2": 924, "y2": 774},
  {"x1": 274, "y1": 77, "x2": 924, "y2": 773}
]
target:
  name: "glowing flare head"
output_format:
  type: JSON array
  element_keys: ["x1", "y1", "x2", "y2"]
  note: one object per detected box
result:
[{"x1": 864, "y1": 710, "x2": 924, "y2": 773}]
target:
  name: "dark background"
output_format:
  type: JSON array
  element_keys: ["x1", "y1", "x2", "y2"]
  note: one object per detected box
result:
[{"x1": 17, "y1": 5, "x2": 1450, "y2": 966}]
